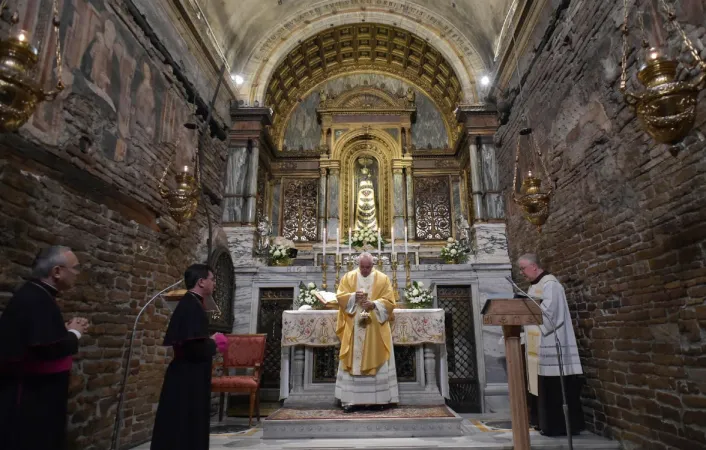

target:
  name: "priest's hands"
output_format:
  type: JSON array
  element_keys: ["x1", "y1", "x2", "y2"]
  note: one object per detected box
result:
[
  {"x1": 355, "y1": 290, "x2": 367, "y2": 303},
  {"x1": 360, "y1": 300, "x2": 375, "y2": 311},
  {"x1": 66, "y1": 317, "x2": 90, "y2": 334}
]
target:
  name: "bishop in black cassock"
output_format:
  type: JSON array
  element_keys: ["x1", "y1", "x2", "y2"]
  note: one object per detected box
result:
[
  {"x1": 0, "y1": 246, "x2": 89, "y2": 450},
  {"x1": 151, "y1": 263, "x2": 226, "y2": 450}
]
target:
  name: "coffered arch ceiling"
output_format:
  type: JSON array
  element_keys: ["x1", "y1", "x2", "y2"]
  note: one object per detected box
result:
[
  {"x1": 265, "y1": 22, "x2": 464, "y2": 146},
  {"x1": 194, "y1": 0, "x2": 515, "y2": 103}
]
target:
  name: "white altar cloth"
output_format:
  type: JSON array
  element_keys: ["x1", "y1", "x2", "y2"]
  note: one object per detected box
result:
[{"x1": 279, "y1": 308, "x2": 449, "y2": 400}]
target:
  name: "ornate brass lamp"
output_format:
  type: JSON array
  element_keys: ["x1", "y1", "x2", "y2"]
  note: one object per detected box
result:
[
  {"x1": 158, "y1": 163, "x2": 200, "y2": 224},
  {"x1": 620, "y1": 0, "x2": 706, "y2": 145},
  {"x1": 0, "y1": 2, "x2": 64, "y2": 132},
  {"x1": 512, "y1": 128, "x2": 553, "y2": 231}
]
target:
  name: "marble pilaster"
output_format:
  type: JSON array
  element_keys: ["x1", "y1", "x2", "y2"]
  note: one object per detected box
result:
[
  {"x1": 271, "y1": 182, "x2": 282, "y2": 235},
  {"x1": 318, "y1": 168, "x2": 328, "y2": 241},
  {"x1": 468, "y1": 138, "x2": 485, "y2": 221},
  {"x1": 472, "y1": 222, "x2": 509, "y2": 264},
  {"x1": 451, "y1": 177, "x2": 462, "y2": 235},
  {"x1": 326, "y1": 169, "x2": 340, "y2": 240},
  {"x1": 392, "y1": 168, "x2": 405, "y2": 239},
  {"x1": 232, "y1": 269, "x2": 256, "y2": 333},
  {"x1": 244, "y1": 145, "x2": 260, "y2": 224},
  {"x1": 404, "y1": 167, "x2": 416, "y2": 239},
  {"x1": 479, "y1": 137, "x2": 504, "y2": 219},
  {"x1": 222, "y1": 147, "x2": 249, "y2": 223}
]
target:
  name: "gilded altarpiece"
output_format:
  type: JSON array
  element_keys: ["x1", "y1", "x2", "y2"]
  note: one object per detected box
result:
[
  {"x1": 414, "y1": 176, "x2": 453, "y2": 240},
  {"x1": 281, "y1": 178, "x2": 318, "y2": 242},
  {"x1": 318, "y1": 86, "x2": 414, "y2": 237}
]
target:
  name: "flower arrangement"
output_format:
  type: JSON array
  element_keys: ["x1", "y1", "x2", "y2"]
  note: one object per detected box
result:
[
  {"x1": 344, "y1": 226, "x2": 386, "y2": 250},
  {"x1": 296, "y1": 282, "x2": 324, "y2": 309},
  {"x1": 440, "y1": 237, "x2": 468, "y2": 264},
  {"x1": 403, "y1": 281, "x2": 434, "y2": 309},
  {"x1": 269, "y1": 237, "x2": 296, "y2": 266}
]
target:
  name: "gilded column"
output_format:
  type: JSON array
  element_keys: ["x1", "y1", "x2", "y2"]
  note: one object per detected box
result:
[
  {"x1": 243, "y1": 143, "x2": 260, "y2": 224},
  {"x1": 326, "y1": 166, "x2": 340, "y2": 241},
  {"x1": 468, "y1": 136, "x2": 485, "y2": 221},
  {"x1": 404, "y1": 166, "x2": 416, "y2": 239},
  {"x1": 318, "y1": 167, "x2": 328, "y2": 241}
]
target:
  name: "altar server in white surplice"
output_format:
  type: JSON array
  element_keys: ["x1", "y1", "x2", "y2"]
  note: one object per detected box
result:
[
  {"x1": 335, "y1": 252, "x2": 399, "y2": 413},
  {"x1": 518, "y1": 253, "x2": 585, "y2": 437}
]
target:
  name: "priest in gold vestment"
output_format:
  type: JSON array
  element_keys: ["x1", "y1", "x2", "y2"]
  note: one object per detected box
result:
[{"x1": 335, "y1": 252, "x2": 399, "y2": 412}]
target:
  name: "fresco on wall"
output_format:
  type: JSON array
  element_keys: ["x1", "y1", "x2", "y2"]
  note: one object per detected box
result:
[
  {"x1": 26, "y1": 0, "x2": 195, "y2": 168},
  {"x1": 282, "y1": 73, "x2": 448, "y2": 151}
]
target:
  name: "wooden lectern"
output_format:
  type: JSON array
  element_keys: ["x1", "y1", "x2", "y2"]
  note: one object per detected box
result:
[{"x1": 481, "y1": 298, "x2": 543, "y2": 450}]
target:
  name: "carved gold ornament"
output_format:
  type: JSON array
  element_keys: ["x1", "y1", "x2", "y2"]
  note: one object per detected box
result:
[
  {"x1": 512, "y1": 128, "x2": 553, "y2": 231},
  {"x1": 158, "y1": 163, "x2": 200, "y2": 224},
  {"x1": 0, "y1": 1, "x2": 64, "y2": 132},
  {"x1": 620, "y1": 0, "x2": 706, "y2": 145}
]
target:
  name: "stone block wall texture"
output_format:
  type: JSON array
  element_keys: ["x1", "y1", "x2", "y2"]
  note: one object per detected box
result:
[
  {"x1": 497, "y1": 0, "x2": 706, "y2": 449},
  {"x1": 0, "y1": 0, "x2": 230, "y2": 449}
]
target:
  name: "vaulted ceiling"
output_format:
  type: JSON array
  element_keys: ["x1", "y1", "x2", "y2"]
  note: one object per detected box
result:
[{"x1": 188, "y1": 0, "x2": 516, "y2": 106}]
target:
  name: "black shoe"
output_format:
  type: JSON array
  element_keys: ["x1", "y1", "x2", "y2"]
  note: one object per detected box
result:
[{"x1": 342, "y1": 405, "x2": 356, "y2": 413}]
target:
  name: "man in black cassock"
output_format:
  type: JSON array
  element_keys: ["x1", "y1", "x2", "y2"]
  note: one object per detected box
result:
[
  {"x1": 0, "y1": 246, "x2": 90, "y2": 450},
  {"x1": 151, "y1": 263, "x2": 224, "y2": 450}
]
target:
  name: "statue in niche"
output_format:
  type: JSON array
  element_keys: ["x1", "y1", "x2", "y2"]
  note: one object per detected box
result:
[
  {"x1": 354, "y1": 155, "x2": 379, "y2": 231},
  {"x1": 406, "y1": 87, "x2": 416, "y2": 104},
  {"x1": 256, "y1": 215, "x2": 272, "y2": 255}
]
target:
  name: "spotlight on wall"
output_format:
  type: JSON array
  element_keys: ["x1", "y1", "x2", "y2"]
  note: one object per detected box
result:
[
  {"x1": 480, "y1": 75, "x2": 491, "y2": 86},
  {"x1": 231, "y1": 74, "x2": 244, "y2": 85}
]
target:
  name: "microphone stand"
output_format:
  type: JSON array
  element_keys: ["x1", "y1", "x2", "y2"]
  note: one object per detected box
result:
[
  {"x1": 111, "y1": 278, "x2": 184, "y2": 450},
  {"x1": 505, "y1": 276, "x2": 573, "y2": 450}
]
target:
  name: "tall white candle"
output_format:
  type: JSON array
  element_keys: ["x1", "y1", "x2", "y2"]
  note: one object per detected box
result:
[
  {"x1": 404, "y1": 225, "x2": 408, "y2": 255},
  {"x1": 391, "y1": 226, "x2": 395, "y2": 260},
  {"x1": 323, "y1": 228, "x2": 326, "y2": 258},
  {"x1": 377, "y1": 228, "x2": 381, "y2": 255},
  {"x1": 348, "y1": 227, "x2": 352, "y2": 254}
]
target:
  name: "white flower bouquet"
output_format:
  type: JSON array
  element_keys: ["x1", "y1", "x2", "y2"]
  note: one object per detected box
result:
[
  {"x1": 296, "y1": 281, "x2": 324, "y2": 309},
  {"x1": 269, "y1": 237, "x2": 296, "y2": 266},
  {"x1": 403, "y1": 281, "x2": 433, "y2": 309},
  {"x1": 440, "y1": 237, "x2": 468, "y2": 264},
  {"x1": 344, "y1": 226, "x2": 386, "y2": 250}
]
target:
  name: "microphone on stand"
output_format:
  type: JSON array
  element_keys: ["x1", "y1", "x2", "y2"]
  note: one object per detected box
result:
[
  {"x1": 111, "y1": 278, "x2": 184, "y2": 450},
  {"x1": 505, "y1": 276, "x2": 574, "y2": 450}
]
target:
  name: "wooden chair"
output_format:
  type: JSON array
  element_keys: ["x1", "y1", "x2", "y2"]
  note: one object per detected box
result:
[{"x1": 211, "y1": 333, "x2": 267, "y2": 426}]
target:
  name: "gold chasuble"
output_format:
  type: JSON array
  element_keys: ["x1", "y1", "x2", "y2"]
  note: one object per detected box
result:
[{"x1": 335, "y1": 269, "x2": 395, "y2": 375}]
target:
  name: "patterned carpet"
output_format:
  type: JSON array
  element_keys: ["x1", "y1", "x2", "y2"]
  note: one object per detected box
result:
[{"x1": 267, "y1": 405, "x2": 456, "y2": 420}]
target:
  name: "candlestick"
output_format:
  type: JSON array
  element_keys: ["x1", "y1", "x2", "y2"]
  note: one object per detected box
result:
[
  {"x1": 391, "y1": 258, "x2": 399, "y2": 301},
  {"x1": 321, "y1": 261, "x2": 328, "y2": 291},
  {"x1": 348, "y1": 227, "x2": 352, "y2": 255},
  {"x1": 377, "y1": 228, "x2": 381, "y2": 255},
  {"x1": 334, "y1": 255, "x2": 342, "y2": 291},
  {"x1": 336, "y1": 228, "x2": 340, "y2": 255},
  {"x1": 391, "y1": 226, "x2": 395, "y2": 261},
  {"x1": 404, "y1": 254, "x2": 411, "y2": 288},
  {"x1": 323, "y1": 228, "x2": 327, "y2": 261},
  {"x1": 404, "y1": 225, "x2": 408, "y2": 255}
]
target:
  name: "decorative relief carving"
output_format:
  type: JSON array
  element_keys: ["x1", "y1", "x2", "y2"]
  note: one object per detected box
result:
[
  {"x1": 282, "y1": 179, "x2": 318, "y2": 242},
  {"x1": 434, "y1": 159, "x2": 456, "y2": 168},
  {"x1": 414, "y1": 176, "x2": 452, "y2": 240}
]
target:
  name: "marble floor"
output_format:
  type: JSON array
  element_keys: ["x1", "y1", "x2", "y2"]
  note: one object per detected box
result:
[{"x1": 130, "y1": 413, "x2": 620, "y2": 450}]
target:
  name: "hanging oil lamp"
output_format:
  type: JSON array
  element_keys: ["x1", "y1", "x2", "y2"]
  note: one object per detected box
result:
[
  {"x1": 619, "y1": 0, "x2": 706, "y2": 145},
  {"x1": 0, "y1": 2, "x2": 65, "y2": 132},
  {"x1": 512, "y1": 128, "x2": 553, "y2": 231},
  {"x1": 158, "y1": 163, "x2": 201, "y2": 224}
]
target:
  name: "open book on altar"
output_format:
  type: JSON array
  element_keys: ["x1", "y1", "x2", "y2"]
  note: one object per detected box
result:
[{"x1": 314, "y1": 290, "x2": 338, "y2": 307}]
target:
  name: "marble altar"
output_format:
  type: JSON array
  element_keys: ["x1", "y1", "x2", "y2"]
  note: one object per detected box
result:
[{"x1": 279, "y1": 309, "x2": 449, "y2": 406}]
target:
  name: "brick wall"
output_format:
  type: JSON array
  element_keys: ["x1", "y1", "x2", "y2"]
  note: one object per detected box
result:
[
  {"x1": 0, "y1": 0, "x2": 229, "y2": 448},
  {"x1": 496, "y1": 1, "x2": 706, "y2": 449}
]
